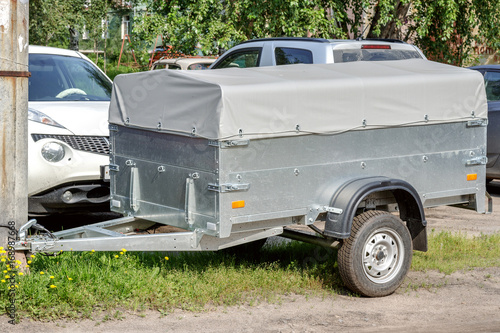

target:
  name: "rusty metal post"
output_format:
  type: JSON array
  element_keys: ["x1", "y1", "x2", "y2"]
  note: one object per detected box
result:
[{"x1": 0, "y1": 0, "x2": 29, "y2": 253}]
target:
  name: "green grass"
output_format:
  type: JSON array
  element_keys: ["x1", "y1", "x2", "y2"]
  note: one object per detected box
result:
[
  {"x1": 0, "y1": 231, "x2": 498, "y2": 321},
  {"x1": 412, "y1": 230, "x2": 500, "y2": 274}
]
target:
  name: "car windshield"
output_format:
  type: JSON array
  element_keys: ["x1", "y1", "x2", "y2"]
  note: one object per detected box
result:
[
  {"x1": 333, "y1": 48, "x2": 422, "y2": 62},
  {"x1": 29, "y1": 54, "x2": 112, "y2": 101}
]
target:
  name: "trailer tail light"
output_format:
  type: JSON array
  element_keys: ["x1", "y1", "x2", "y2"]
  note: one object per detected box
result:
[
  {"x1": 467, "y1": 173, "x2": 477, "y2": 181},
  {"x1": 232, "y1": 200, "x2": 245, "y2": 209},
  {"x1": 361, "y1": 45, "x2": 391, "y2": 49}
]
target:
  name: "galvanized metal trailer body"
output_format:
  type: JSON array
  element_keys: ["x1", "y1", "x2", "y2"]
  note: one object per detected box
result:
[{"x1": 16, "y1": 59, "x2": 490, "y2": 296}]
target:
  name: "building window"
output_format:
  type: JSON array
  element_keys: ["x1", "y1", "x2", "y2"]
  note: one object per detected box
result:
[
  {"x1": 101, "y1": 18, "x2": 109, "y2": 39},
  {"x1": 121, "y1": 15, "x2": 130, "y2": 39},
  {"x1": 82, "y1": 25, "x2": 89, "y2": 40}
]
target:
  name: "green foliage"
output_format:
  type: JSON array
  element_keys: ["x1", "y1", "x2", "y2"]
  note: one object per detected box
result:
[
  {"x1": 412, "y1": 231, "x2": 500, "y2": 274},
  {"x1": 29, "y1": 0, "x2": 500, "y2": 65},
  {"x1": 0, "y1": 243, "x2": 336, "y2": 320},
  {"x1": 133, "y1": 0, "x2": 500, "y2": 64},
  {"x1": 0, "y1": 232, "x2": 498, "y2": 320}
]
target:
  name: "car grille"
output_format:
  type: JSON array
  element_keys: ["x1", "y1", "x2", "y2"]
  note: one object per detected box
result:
[{"x1": 31, "y1": 134, "x2": 110, "y2": 155}]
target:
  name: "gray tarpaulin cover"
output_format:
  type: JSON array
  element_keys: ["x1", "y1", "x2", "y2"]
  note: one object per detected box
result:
[{"x1": 109, "y1": 59, "x2": 487, "y2": 140}]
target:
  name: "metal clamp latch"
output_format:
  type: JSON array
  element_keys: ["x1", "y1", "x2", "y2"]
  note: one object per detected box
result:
[
  {"x1": 466, "y1": 119, "x2": 488, "y2": 127},
  {"x1": 466, "y1": 156, "x2": 487, "y2": 166},
  {"x1": 208, "y1": 183, "x2": 250, "y2": 192},
  {"x1": 209, "y1": 140, "x2": 250, "y2": 148}
]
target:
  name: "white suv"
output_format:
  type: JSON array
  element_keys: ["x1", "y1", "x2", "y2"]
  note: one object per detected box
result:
[
  {"x1": 210, "y1": 37, "x2": 426, "y2": 69},
  {"x1": 28, "y1": 46, "x2": 111, "y2": 215}
]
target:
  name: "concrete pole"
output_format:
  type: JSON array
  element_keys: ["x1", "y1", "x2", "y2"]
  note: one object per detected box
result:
[{"x1": 0, "y1": 0, "x2": 29, "y2": 250}]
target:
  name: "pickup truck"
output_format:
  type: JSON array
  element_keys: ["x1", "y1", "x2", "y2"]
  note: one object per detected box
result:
[
  {"x1": 17, "y1": 58, "x2": 489, "y2": 298},
  {"x1": 210, "y1": 37, "x2": 426, "y2": 69}
]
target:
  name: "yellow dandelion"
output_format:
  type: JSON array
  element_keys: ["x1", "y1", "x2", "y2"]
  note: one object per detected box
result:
[
  {"x1": 40, "y1": 271, "x2": 44, "y2": 275},
  {"x1": 18, "y1": 272, "x2": 23, "y2": 276},
  {"x1": 7, "y1": 268, "x2": 10, "y2": 271},
  {"x1": 4, "y1": 275, "x2": 9, "y2": 279},
  {"x1": 114, "y1": 255, "x2": 119, "y2": 258},
  {"x1": 2, "y1": 270, "x2": 6, "y2": 274},
  {"x1": 67, "y1": 277, "x2": 73, "y2": 281},
  {"x1": 120, "y1": 252, "x2": 124, "y2": 255},
  {"x1": 15, "y1": 265, "x2": 19, "y2": 269},
  {"x1": 165, "y1": 256, "x2": 169, "y2": 261},
  {"x1": 50, "y1": 276, "x2": 54, "y2": 279},
  {"x1": 27, "y1": 260, "x2": 32, "y2": 264},
  {"x1": 14, "y1": 285, "x2": 18, "y2": 288},
  {"x1": 0, "y1": 246, "x2": 3, "y2": 250},
  {"x1": 15, "y1": 260, "x2": 21, "y2": 265},
  {"x1": 0, "y1": 259, "x2": 5, "y2": 262},
  {"x1": 91, "y1": 249, "x2": 95, "y2": 253},
  {"x1": 49, "y1": 285, "x2": 57, "y2": 289},
  {"x1": 30, "y1": 254, "x2": 35, "y2": 258},
  {"x1": 0, "y1": 280, "x2": 5, "y2": 283},
  {"x1": 121, "y1": 248, "x2": 127, "y2": 252},
  {"x1": 25, "y1": 265, "x2": 29, "y2": 268}
]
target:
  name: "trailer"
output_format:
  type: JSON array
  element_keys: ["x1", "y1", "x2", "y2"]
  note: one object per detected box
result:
[{"x1": 16, "y1": 59, "x2": 490, "y2": 297}]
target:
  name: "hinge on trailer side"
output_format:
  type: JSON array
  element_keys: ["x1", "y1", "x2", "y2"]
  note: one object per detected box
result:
[
  {"x1": 208, "y1": 139, "x2": 250, "y2": 148},
  {"x1": 466, "y1": 156, "x2": 487, "y2": 166},
  {"x1": 466, "y1": 119, "x2": 488, "y2": 127},
  {"x1": 109, "y1": 124, "x2": 119, "y2": 132},
  {"x1": 208, "y1": 183, "x2": 250, "y2": 192}
]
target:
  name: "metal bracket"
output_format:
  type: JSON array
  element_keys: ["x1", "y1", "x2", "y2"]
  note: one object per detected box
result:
[
  {"x1": 305, "y1": 205, "x2": 343, "y2": 224},
  {"x1": 108, "y1": 124, "x2": 119, "y2": 132},
  {"x1": 109, "y1": 164, "x2": 120, "y2": 172},
  {"x1": 0, "y1": 71, "x2": 31, "y2": 77},
  {"x1": 466, "y1": 156, "x2": 487, "y2": 166},
  {"x1": 130, "y1": 167, "x2": 140, "y2": 211},
  {"x1": 466, "y1": 119, "x2": 488, "y2": 127},
  {"x1": 207, "y1": 183, "x2": 250, "y2": 192}
]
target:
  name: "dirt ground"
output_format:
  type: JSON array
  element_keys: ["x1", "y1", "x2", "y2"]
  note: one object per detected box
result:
[{"x1": 2, "y1": 183, "x2": 500, "y2": 332}]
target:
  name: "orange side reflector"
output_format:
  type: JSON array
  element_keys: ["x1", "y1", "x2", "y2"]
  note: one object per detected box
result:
[
  {"x1": 467, "y1": 173, "x2": 477, "y2": 181},
  {"x1": 232, "y1": 200, "x2": 245, "y2": 209}
]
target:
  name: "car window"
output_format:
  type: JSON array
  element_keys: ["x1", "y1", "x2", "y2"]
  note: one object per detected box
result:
[
  {"x1": 484, "y1": 71, "x2": 500, "y2": 101},
  {"x1": 152, "y1": 63, "x2": 167, "y2": 70},
  {"x1": 333, "y1": 49, "x2": 422, "y2": 63},
  {"x1": 275, "y1": 47, "x2": 313, "y2": 65},
  {"x1": 187, "y1": 63, "x2": 212, "y2": 70},
  {"x1": 167, "y1": 64, "x2": 181, "y2": 70},
  {"x1": 211, "y1": 48, "x2": 261, "y2": 69},
  {"x1": 29, "y1": 54, "x2": 112, "y2": 101}
]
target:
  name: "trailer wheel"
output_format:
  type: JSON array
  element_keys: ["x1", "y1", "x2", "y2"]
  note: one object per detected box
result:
[
  {"x1": 223, "y1": 238, "x2": 267, "y2": 256},
  {"x1": 338, "y1": 210, "x2": 412, "y2": 297}
]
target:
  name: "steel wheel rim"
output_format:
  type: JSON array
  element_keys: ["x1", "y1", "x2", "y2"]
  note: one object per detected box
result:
[{"x1": 362, "y1": 227, "x2": 404, "y2": 284}]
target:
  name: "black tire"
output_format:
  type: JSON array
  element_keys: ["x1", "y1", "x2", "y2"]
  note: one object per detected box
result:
[
  {"x1": 338, "y1": 210, "x2": 413, "y2": 297},
  {"x1": 222, "y1": 238, "x2": 267, "y2": 256}
]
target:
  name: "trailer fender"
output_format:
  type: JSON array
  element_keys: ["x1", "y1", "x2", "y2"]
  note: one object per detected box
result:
[{"x1": 324, "y1": 177, "x2": 427, "y2": 251}]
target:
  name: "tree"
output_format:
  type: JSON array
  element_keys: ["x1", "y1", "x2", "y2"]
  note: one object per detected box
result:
[
  {"x1": 134, "y1": 0, "x2": 500, "y2": 65},
  {"x1": 29, "y1": 0, "x2": 70, "y2": 46},
  {"x1": 29, "y1": 0, "x2": 126, "y2": 51}
]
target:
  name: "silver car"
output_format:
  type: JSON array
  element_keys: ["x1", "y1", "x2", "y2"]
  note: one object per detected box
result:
[{"x1": 210, "y1": 37, "x2": 426, "y2": 69}]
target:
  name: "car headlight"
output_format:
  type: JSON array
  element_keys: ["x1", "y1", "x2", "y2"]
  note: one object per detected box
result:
[
  {"x1": 28, "y1": 108, "x2": 64, "y2": 128},
  {"x1": 41, "y1": 142, "x2": 65, "y2": 162}
]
